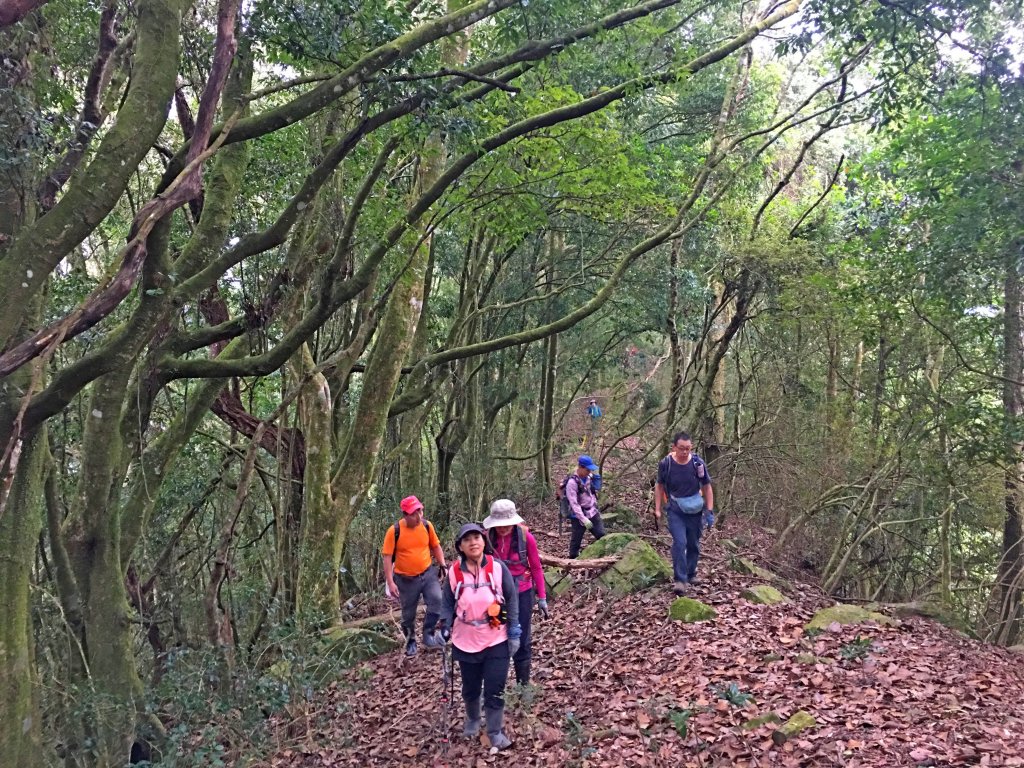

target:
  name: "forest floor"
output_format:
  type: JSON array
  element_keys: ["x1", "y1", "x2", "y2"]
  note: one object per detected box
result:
[{"x1": 263, "y1": 429, "x2": 1024, "y2": 768}]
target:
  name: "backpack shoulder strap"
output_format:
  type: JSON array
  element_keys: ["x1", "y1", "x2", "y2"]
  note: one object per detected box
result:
[
  {"x1": 658, "y1": 455, "x2": 674, "y2": 481},
  {"x1": 451, "y1": 559, "x2": 465, "y2": 601},
  {"x1": 515, "y1": 525, "x2": 529, "y2": 564},
  {"x1": 392, "y1": 521, "x2": 401, "y2": 552},
  {"x1": 484, "y1": 556, "x2": 504, "y2": 602}
]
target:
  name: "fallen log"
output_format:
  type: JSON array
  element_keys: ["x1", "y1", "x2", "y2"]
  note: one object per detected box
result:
[
  {"x1": 538, "y1": 551, "x2": 619, "y2": 569},
  {"x1": 327, "y1": 609, "x2": 400, "y2": 632}
]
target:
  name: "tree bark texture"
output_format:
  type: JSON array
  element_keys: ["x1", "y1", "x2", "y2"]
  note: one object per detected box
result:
[
  {"x1": 298, "y1": 230, "x2": 432, "y2": 620},
  {"x1": 0, "y1": 427, "x2": 45, "y2": 767},
  {"x1": 996, "y1": 246, "x2": 1024, "y2": 644}
]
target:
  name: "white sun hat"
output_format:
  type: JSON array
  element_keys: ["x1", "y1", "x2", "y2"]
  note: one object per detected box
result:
[{"x1": 482, "y1": 498, "x2": 525, "y2": 528}]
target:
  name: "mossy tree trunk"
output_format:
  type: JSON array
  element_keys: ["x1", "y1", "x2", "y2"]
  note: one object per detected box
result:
[
  {"x1": 64, "y1": 365, "x2": 141, "y2": 766},
  {"x1": 298, "y1": 234, "x2": 431, "y2": 621},
  {"x1": 0, "y1": 427, "x2": 46, "y2": 767}
]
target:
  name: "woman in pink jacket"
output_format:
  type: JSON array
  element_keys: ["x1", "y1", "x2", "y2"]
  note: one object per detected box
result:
[
  {"x1": 440, "y1": 523, "x2": 520, "y2": 750},
  {"x1": 482, "y1": 498, "x2": 548, "y2": 686}
]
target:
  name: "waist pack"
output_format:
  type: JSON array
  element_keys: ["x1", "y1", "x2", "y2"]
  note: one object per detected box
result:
[{"x1": 670, "y1": 492, "x2": 705, "y2": 514}]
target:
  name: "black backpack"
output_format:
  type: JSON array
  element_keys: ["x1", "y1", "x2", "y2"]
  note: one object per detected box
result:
[{"x1": 488, "y1": 524, "x2": 529, "y2": 566}]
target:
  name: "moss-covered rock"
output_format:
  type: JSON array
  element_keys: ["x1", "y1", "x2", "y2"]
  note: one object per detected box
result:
[
  {"x1": 668, "y1": 597, "x2": 717, "y2": 622},
  {"x1": 729, "y1": 557, "x2": 792, "y2": 590},
  {"x1": 606, "y1": 505, "x2": 639, "y2": 529},
  {"x1": 805, "y1": 604, "x2": 898, "y2": 632},
  {"x1": 596, "y1": 539, "x2": 671, "y2": 594},
  {"x1": 321, "y1": 627, "x2": 400, "y2": 664},
  {"x1": 741, "y1": 584, "x2": 789, "y2": 605},
  {"x1": 548, "y1": 568, "x2": 575, "y2": 598},
  {"x1": 873, "y1": 601, "x2": 977, "y2": 637},
  {"x1": 579, "y1": 532, "x2": 639, "y2": 559},
  {"x1": 741, "y1": 712, "x2": 781, "y2": 730},
  {"x1": 772, "y1": 711, "x2": 817, "y2": 745}
]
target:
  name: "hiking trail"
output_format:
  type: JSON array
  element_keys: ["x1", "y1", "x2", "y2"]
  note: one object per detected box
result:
[{"x1": 265, "y1": 428, "x2": 1024, "y2": 768}]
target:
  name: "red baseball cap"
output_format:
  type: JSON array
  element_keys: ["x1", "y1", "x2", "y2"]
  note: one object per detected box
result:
[{"x1": 399, "y1": 495, "x2": 424, "y2": 515}]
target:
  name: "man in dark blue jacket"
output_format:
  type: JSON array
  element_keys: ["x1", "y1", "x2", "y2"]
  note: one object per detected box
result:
[{"x1": 654, "y1": 432, "x2": 715, "y2": 594}]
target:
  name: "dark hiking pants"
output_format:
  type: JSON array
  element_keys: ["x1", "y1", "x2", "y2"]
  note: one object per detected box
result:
[
  {"x1": 569, "y1": 512, "x2": 606, "y2": 559},
  {"x1": 513, "y1": 588, "x2": 534, "y2": 684},
  {"x1": 454, "y1": 641, "x2": 511, "y2": 713},
  {"x1": 396, "y1": 565, "x2": 442, "y2": 640},
  {"x1": 667, "y1": 509, "x2": 703, "y2": 583}
]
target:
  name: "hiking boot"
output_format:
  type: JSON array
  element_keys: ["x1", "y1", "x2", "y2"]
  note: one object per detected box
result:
[
  {"x1": 687, "y1": 575, "x2": 700, "y2": 586},
  {"x1": 485, "y1": 707, "x2": 512, "y2": 750},
  {"x1": 513, "y1": 658, "x2": 530, "y2": 686},
  {"x1": 423, "y1": 632, "x2": 443, "y2": 650},
  {"x1": 463, "y1": 698, "x2": 482, "y2": 738},
  {"x1": 672, "y1": 580, "x2": 688, "y2": 594},
  {"x1": 404, "y1": 638, "x2": 417, "y2": 657}
]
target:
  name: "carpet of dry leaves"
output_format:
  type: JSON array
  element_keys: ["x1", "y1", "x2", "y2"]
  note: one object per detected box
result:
[{"x1": 263, "y1": 436, "x2": 1024, "y2": 768}]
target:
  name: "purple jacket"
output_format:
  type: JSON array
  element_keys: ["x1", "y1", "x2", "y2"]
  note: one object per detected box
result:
[{"x1": 566, "y1": 473, "x2": 598, "y2": 523}]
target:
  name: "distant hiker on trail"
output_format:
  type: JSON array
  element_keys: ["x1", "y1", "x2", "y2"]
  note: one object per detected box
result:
[
  {"x1": 381, "y1": 495, "x2": 447, "y2": 657},
  {"x1": 584, "y1": 398, "x2": 602, "y2": 447},
  {"x1": 439, "y1": 523, "x2": 521, "y2": 751},
  {"x1": 654, "y1": 432, "x2": 715, "y2": 594},
  {"x1": 483, "y1": 499, "x2": 548, "y2": 687},
  {"x1": 566, "y1": 454, "x2": 606, "y2": 559}
]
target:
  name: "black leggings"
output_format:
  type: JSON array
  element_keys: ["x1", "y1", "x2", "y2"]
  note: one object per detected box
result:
[
  {"x1": 514, "y1": 588, "x2": 534, "y2": 666},
  {"x1": 454, "y1": 641, "x2": 511, "y2": 711}
]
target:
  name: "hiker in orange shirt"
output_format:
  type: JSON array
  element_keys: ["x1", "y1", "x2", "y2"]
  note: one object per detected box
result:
[{"x1": 382, "y1": 495, "x2": 447, "y2": 656}]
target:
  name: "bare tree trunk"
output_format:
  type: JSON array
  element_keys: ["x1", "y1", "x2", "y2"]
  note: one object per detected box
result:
[
  {"x1": 995, "y1": 245, "x2": 1024, "y2": 644},
  {"x1": 540, "y1": 332, "x2": 558, "y2": 489},
  {"x1": 666, "y1": 241, "x2": 684, "y2": 431},
  {"x1": 850, "y1": 339, "x2": 864, "y2": 406},
  {"x1": 825, "y1": 328, "x2": 839, "y2": 427},
  {"x1": 871, "y1": 321, "x2": 889, "y2": 442},
  {"x1": 436, "y1": 365, "x2": 475, "y2": 526}
]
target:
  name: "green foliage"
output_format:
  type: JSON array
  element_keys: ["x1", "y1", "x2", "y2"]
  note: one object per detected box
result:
[
  {"x1": 713, "y1": 682, "x2": 753, "y2": 707},
  {"x1": 667, "y1": 706, "x2": 694, "y2": 738},
  {"x1": 149, "y1": 622, "x2": 363, "y2": 767},
  {"x1": 840, "y1": 636, "x2": 875, "y2": 661}
]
